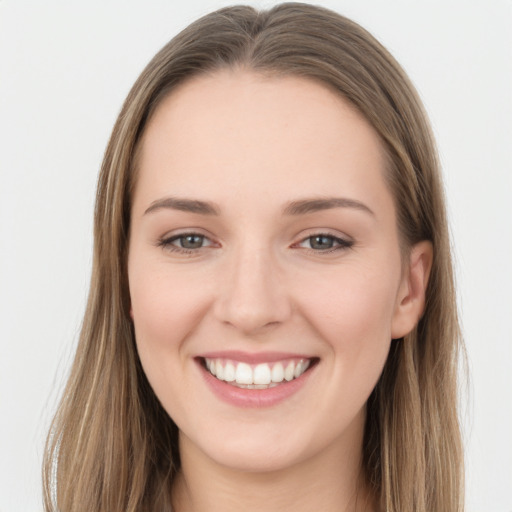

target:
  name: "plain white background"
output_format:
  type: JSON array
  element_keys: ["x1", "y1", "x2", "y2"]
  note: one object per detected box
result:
[{"x1": 0, "y1": 1, "x2": 511, "y2": 510}]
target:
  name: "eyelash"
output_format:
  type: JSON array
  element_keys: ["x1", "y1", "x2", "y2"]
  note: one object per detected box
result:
[
  {"x1": 157, "y1": 231, "x2": 353, "y2": 256},
  {"x1": 294, "y1": 233, "x2": 354, "y2": 254},
  {"x1": 157, "y1": 233, "x2": 214, "y2": 254}
]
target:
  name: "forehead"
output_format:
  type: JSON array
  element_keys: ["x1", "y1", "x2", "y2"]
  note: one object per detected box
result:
[{"x1": 134, "y1": 70, "x2": 391, "y2": 217}]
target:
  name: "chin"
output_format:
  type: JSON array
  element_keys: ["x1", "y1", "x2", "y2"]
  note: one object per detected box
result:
[
  {"x1": 208, "y1": 443, "x2": 308, "y2": 474},
  {"x1": 181, "y1": 422, "x2": 317, "y2": 474}
]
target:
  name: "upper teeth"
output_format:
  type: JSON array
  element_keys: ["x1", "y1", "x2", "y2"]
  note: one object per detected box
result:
[{"x1": 205, "y1": 358, "x2": 311, "y2": 387}]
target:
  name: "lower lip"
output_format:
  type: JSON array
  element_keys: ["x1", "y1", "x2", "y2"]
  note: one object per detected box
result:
[{"x1": 198, "y1": 361, "x2": 315, "y2": 408}]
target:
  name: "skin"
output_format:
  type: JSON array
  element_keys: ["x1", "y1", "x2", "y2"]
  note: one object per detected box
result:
[{"x1": 128, "y1": 70, "x2": 432, "y2": 512}]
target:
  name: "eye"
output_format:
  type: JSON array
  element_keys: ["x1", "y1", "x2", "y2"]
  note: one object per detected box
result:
[
  {"x1": 157, "y1": 232, "x2": 215, "y2": 253},
  {"x1": 173, "y1": 234, "x2": 208, "y2": 249},
  {"x1": 296, "y1": 233, "x2": 353, "y2": 252}
]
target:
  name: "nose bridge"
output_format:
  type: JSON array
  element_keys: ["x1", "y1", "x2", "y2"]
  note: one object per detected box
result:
[{"x1": 215, "y1": 237, "x2": 291, "y2": 333}]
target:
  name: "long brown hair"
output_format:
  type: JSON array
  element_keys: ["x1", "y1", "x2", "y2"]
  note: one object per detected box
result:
[{"x1": 43, "y1": 3, "x2": 464, "y2": 511}]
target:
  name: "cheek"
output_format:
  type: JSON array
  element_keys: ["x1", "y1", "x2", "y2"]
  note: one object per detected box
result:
[
  {"x1": 130, "y1": 255, "x2": 208, "y2": 328},
  {"x1": 302, "y1": 265, "x2": 398, "y2": 332},
  {"x1": 128, "y1": 262, "x2": 211, "y2": 380},
  {"x1": 276, "y1": 263, "x2": 400, "y2": 447},
  {"x1": 294, "y1": 262, "x2": 399, "y2": 380}
]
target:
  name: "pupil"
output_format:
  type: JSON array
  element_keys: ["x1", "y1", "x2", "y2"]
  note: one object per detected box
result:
[
  {"x1": 311, "y1": 235, "x2": 333, "y2": 250},
  {"x1": 182, "y1": 235, "x2": 203, "y2": 249}
]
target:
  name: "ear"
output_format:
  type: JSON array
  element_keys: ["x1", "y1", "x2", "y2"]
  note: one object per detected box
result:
[
  {"x1": 129, "y1": 305, "x2": 134, "y2": 320},
  {"x1": 391, "y1": 240, "x2": 433, "y2": 339}
]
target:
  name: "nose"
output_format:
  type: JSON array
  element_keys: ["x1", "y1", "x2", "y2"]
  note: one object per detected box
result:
[{"x1": 213, "y1": 246, "x2": 292, "y2": 335}]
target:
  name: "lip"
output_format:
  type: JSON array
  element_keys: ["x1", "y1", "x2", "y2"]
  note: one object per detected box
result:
[
  {"x1": 195, "y1": 353, "x2": 318, "y2": 408},
  {"x1": 198, "y1": 350, "x2": 314, "y2": 364}
]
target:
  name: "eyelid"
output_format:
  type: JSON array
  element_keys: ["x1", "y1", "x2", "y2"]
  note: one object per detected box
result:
[
  {"x1": 291, "y1": 230, "x2": 354, "y2": 252},
  {"x1": 157, "y1": 229, "x2": 219, "y2": 253}
]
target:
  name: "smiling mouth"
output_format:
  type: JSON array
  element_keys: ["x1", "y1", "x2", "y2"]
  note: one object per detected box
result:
[{"x1": 200, "y1": 357, "x2": 319, "y2": 389}]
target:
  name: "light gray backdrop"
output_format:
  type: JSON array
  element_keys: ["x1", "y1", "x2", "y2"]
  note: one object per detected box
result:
[{"x1": 1, "y1": 1, "x2": 511, "y2": 510}]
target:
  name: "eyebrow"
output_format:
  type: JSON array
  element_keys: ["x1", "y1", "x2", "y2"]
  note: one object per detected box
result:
[
  {"x1": 144, "y1": 197, "x2": 220, "y2": 216},
  {"x1": 283, "y1": 197, "x2": 375, "y2": 216},
  {"x1": 143, "y1": 195, "x2": 374, "y2": 217}
]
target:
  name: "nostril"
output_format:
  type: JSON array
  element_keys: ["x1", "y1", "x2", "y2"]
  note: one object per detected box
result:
[{"x1": 212, "y1": 260, "x2": 292, "y2": 333}]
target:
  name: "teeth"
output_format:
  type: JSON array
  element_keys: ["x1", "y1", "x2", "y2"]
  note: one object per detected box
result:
[
  {"x1": 224, "y1": 361, "x2": 235, "y2": 382},
  {"x1": 215, "y1": 360, "x2": 224, "y2": 380},
  {"x1": 204, "y1": 357, "x2": 311, "y2": 387},
  {"x1": 235, "y1": 362, "x2": 253, "y2": 384},
  {"x1": 238, "y1": 383, "x2": 279, "y2": 389},
  {"x1": 253, "y1": 363, "x2": 271, "y2": 385},
  {"x1": 271, "y1": 362, "x2": 284, "y2": 383},
  {"x1": 294, "y1": 359, "x2": 310, "y2": 378},
  {"x1": 284, "y1": 361, "x2": 295, "y2": 381}
]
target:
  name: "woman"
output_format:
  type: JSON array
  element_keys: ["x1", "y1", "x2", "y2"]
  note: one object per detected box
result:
[{"x1": 43, "y1": 3, "x2": 464, "y2": 511}]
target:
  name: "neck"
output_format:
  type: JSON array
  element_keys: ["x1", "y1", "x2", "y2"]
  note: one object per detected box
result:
[{"x1": 172, "y1": 417, "x2": 377, "y2": 512}]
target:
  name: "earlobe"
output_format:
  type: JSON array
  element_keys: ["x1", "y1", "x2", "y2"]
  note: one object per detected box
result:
[{"x1": 391, "y1": 240, "x2": 433, "y2": 339}]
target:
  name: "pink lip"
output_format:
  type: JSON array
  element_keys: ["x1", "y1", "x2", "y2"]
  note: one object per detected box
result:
[
  {"x1": 198, "y1": 350, "x2": 313, "y2": 364},
  {"x1": 196, "y1": 356, "x2": 317, "y2": 408}
]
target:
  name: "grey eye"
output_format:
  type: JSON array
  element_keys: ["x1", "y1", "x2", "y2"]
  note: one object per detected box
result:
[
  {"x1": 308, "y1": 235, "x2": 335, "y2": 250},
  {"x1": 177, "y1": 234, "x2": 205, "y2": 249}
]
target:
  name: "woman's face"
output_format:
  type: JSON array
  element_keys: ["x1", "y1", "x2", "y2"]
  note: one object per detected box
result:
[{"x1": 128, "y1": 71, "x2": 427, "y2": 473}]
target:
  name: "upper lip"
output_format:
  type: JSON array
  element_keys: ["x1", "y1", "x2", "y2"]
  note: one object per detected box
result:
[{"x1": 197, "y1": 350, "x2": 315, "y2": 364}]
